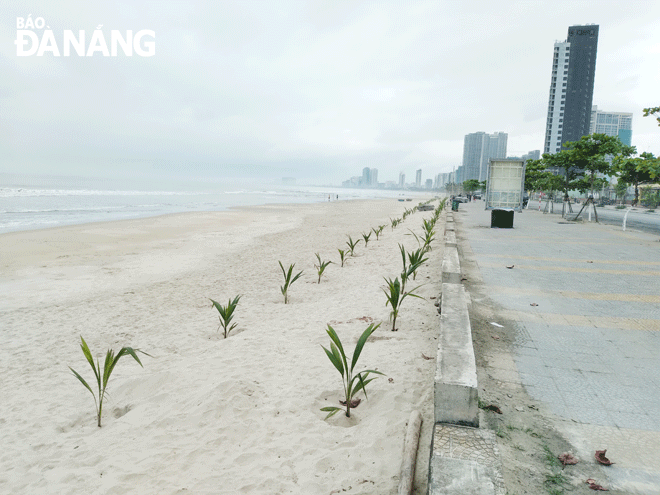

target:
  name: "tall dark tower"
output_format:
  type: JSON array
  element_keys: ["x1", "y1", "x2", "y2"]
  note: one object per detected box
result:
[
  {"x1": 544, "y1": 25, "x2": 599, "y2": 154},
  {"x1": 562, "y1": 25, "x2": 599, "y2": 146}
]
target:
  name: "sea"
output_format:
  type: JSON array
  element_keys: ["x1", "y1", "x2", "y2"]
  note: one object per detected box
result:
[{"x1": 0, "y1": 174, "x2": 411, "y2": 235}]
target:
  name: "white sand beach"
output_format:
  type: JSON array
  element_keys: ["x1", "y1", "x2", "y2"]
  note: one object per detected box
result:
[{"x1": 0, "y1": 197, "x2": 444, "y2": 494}]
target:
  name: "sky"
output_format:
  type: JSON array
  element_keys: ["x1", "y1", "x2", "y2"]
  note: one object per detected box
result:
[{"x1": 2, "y1": 0, "x2": 659, "y2": 186}]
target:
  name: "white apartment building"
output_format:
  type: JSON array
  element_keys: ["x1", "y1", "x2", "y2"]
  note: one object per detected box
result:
[
  {"x1": 544, "y1": 41, "x2": 570, "y2": 154},
  {"x1": 589, "y1": 106, "x2": 633, "y2": 146}
]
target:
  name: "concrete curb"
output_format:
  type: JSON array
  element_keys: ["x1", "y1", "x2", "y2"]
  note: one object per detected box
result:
[
  {"x1": 428, "y1": 207, "x2": 501, "y2": 495},
  {"x1": 434, "y1": 282, "x2": 478, "y2": 427}
]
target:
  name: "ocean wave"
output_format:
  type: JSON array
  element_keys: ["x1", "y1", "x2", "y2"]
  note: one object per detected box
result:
[
  {"x1": 0, "y1": 187, "x2": 208, "y2": 198},
  {"x1": 0, "y1": 204, "x2": 160, "y2": 214}
]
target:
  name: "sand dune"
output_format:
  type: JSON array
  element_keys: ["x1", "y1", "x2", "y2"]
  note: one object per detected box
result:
[{"x1": 0, "y1": 197, "x2": 444, "y2": 494}]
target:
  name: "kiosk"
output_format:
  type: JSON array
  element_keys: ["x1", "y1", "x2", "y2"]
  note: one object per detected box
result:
[{"x1": 484, "y1": 159, "x2": 526, "y2": 228}]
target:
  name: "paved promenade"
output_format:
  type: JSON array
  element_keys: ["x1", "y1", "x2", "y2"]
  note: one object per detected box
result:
[{"x1": 455, "y1": 201, "x2": 660, "y2": 494}]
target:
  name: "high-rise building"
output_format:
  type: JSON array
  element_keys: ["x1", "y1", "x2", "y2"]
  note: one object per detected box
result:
[
  {"x1": 544, "y1": 25, "x2": 599, "y2": 154},
  {"x1": 488, "y1": 133, "x2": 508, "y2": 163},
  {"x1": 434, "y1": 173, "x2": 451, "y2": 189},
  {"x1": 462, "y1": 132, "x2": 508, "y2": 182},
  {"x1": 589, "y1": 105, "x2": 633, "y2": 146},
  {"x1": 522, "y1": 150, "x2": 541, "y2": 161},
  {"x1": 399, "y1": 172, "x2": 405, "y2": 188},
  {"x1": 370, "y1": 168, "x2": 378, "y2": 186},
  {"x1": 415, "y1": 169, "x2": 422, "y2": 188},
  {"x1": 362, "y1": 167, "x2": 371, "y2": 186}
]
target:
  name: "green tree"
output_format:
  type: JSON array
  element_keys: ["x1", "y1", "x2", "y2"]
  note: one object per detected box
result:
[
  {"x1": 536, "y1": 171, "x2": 565, "y2": 198},
  {"x1": 640, "y1": 187, "x2": 660, "y2": 208},
  {"x1": 643, "y1": 106, "x2": 660, "y2": 127},
  {"x1": 614, "y1": 181, "x2": 628, "y2": 204},
  {"x1": 462, "y1": 179, "x2": 481, "y2": 194},
  {"x1": 565, "y1": 134, "x2": 625, "y2": 197},
  {"x1": 540, "y1": 150, "x2": 580, "y2": 199},
  {"x1": 524, "y1": 159, "x2": 562, "y2": 193},
  {"x1": 635, "y1": 152, "x2": 660, "y2": 180},
  {"x1": 540, "y1": 134, "x2": 626, "y2": 200},
  {"x1": 613, "y1": 150, "x2": 658, "y2": 205}
]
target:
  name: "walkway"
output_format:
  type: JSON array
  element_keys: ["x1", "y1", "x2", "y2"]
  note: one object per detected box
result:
[{"x1": 456, "y1": 201, "x2": 660, "y2": 494}]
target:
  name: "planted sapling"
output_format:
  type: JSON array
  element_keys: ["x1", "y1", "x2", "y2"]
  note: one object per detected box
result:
[
  {"x1": 314, "y1": 253, "x2": 333, "y2": 283},
  {"x1": 279, "y1": 261, "x2": 304, "y2": 304},
  {"x1": 421, "y1": 229, "x2": 435, "y2": 252},
  {"x1": 383, "y1": 276, "x2": 424, "y2": 331},
  {"x1": 346, "y1": 235, "x2": 361, "y2": 256},
  {"x1": 70, "y1": 336, "x2": 150, "y2": 427},
  {"x1": 422, "y1": 218, "x2": 435, "y2": 233},
  {"x1": 407, "y1": 248, "x2": 427, "y2": 280},
  {"x1": 361, "y1": 231, "x2": 372, "y2": 247},
  {"x1": 321, "y1": 323, "x2": 384, "y2": 419},
  {"x1": 211, "y1": 295, "x2": 242, "y2": 338},
  {"x1": 399, "y1": 244, "x2": 427, "y2": 289},
  {"x1": 337, "y1": 248, "x2": 347, "y2": 267},
  {"x1": 372, "y1": 225, "x2": 386, "y2": 240}
]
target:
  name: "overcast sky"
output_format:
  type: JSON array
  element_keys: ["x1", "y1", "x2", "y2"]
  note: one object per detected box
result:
[{"x1": 2, "y1": 0, "x2": 659, "y2": 185}]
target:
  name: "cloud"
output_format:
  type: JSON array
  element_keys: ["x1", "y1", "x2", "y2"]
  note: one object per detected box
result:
[{"x1": 2, "y1": 0, "x2": 660, "y2": 183}]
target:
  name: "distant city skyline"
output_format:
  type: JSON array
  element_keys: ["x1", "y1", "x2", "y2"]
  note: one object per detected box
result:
[{"x1": 341, "y1": 166, "x2": 440, "y2": 190}]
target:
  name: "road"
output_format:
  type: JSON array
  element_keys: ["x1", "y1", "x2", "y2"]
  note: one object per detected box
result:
[{"x1": 529, "y1": 201, "x2": 660, "y2": 235}]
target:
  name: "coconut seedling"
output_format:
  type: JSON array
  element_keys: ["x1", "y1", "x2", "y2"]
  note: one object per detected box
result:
[
  {"x1": 421, "y1": 229, "x2": 435, "y2": 252},
  {"x1": 382, "y1": 276, "x2": 423, "y2": 331},
  {"x1": 399, "y1": 243, "x2": 427, "y2": 288},
  {"x1": 346, "y1": 235, "x2": 361, "y2": 256},
  {"x1": 337, "y1": 248, "x2": 347, "y2": 267},
  {"x1": 69, "y1": 336, "x2": 149, "y2": 427},
  {"x1": 406, "y1": 247, "x2": 427, "y2": 280},
  {"x1": 314, "y1": 253, "x2": 333, "y2": 283},
  {"x1": 279, "y1": 261, "x2": 303, "y2": 304},
  {"x1": 372, "y1": 225, "x2": 386, "y2": 240},
  {"x1": 320, "y1": 323, "x2": 384, "y2": 419},
  {"x1": 361, "y1": 231, "x2": 372, "y2": 247},
  {"x1": 210, "y1": 295, "x2": 242, "y2": 338}
]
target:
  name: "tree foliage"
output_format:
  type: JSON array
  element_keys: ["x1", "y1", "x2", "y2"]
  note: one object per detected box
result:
[
  {"x1": 614, "y1": 181, "x2": 628, "y2": 203},
  {"x1": 643, "y1": 106, "x2": 660, "y2": 127},
  {"x1": 462, "y1": 179, "x2": 481, "y2": 193},
  {"x1": 539, "y1": 150, "x2": 580, "y2": 197},
  {"x1": 524, "y1": 159, "x2": 562, "y2": 193},
  {"x1": 566, "y1": 134, "x2": 625, "y2": 195},
  {"x1": 538, "y1": 134, "x2": 627, "y2": 197},
  {"x1": 613, "y1": 150, "x2": 659, "y2": 205}
]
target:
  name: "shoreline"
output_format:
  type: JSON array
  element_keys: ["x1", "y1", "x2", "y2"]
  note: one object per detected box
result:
[
  {"x1": 0, "y1": 181, "x2": 419, "y2": 236},
  {"x1": 1, "y1": 195, "x2": 442, "y2": 494}
]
